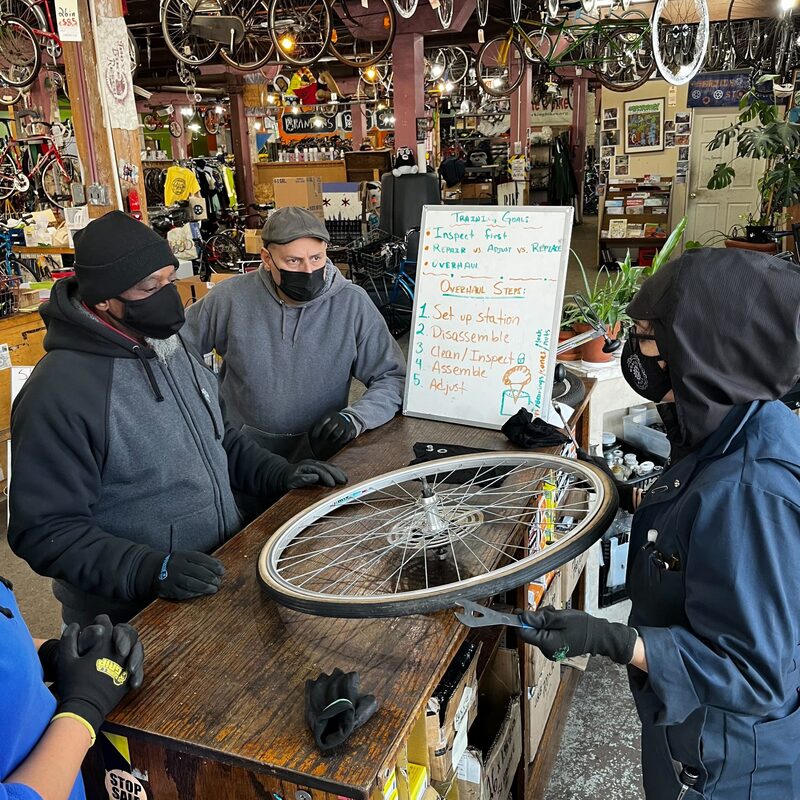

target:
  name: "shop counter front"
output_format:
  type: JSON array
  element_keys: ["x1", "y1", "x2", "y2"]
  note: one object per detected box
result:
[
  {"x1": 84, "y1": 396, "x2": 593, "y2": 800},
  {"x1": 254, "y1": 161, "x2": 348, "y2": 201}
]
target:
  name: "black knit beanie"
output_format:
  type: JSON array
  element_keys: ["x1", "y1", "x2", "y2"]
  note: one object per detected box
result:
[{"x1": 73, "y1": 211, "x2": 179, "y2": 305}]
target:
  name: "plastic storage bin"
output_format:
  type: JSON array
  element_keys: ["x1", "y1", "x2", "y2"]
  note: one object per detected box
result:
[{"x1": 622, "y1": 407, "x2": 670, "y2": 459}]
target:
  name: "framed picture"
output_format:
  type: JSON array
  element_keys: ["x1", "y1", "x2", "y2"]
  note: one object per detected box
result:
[
  {"x1": 602, "y1": 129, "x2": 620, "y2": 147},
  {"x1": 601, "y1": 145, "x2": 616, "y2": 158},
  {"x1": 624, "y1": 98, "x2": 665, "y2": 153}
]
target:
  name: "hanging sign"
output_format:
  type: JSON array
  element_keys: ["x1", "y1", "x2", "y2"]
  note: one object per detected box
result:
[
  {"x1": 531, "y1": 94, "x2": 571, "y2": 126},
  {"x1": 280, "y1": 111, "x2": 339, "y2": 136},
  {"x1": 687, "y1": 70, "x2": 751, "y2": 108},
  {"x1": 403, "y1": 205, "x2": 573, "y2": 429},
  {"x1": 96, "y1": 15, "x2": 138, "y2": 130},
  {"x1": 55, "y1": 0, "x2": 82, "y2": 42}
]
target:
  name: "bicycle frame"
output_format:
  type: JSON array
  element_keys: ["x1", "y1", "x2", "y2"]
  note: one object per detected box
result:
[
  {"x1": 1, "y1": 135, "x2": 70, "y2": 182},
  {"x1": 20, "y1": 0, "x2": 61, "y2": 48}
]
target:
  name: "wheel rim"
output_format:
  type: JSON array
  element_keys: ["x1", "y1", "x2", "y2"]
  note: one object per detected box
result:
[
  {"x1": 269, "y1": 0, "x2": 332, "y2": 66},
  {"x1": 161, "y1": 0, "x2": 222, "y2": 66},
  {"x1": 41, "y1": 156, "x2": 80, "y2": 209},
  {"x1": 438, "y1": 0, "x2": 453, "y2": 29},
  {"x1": 476, "y1": 37, "x2": 526, "y2": 97},
  {"x1": 548, "y1": 0, "x2": 559, "y2": 18},
  {"x1": 596, "y1": 26, "x2": 654, "y2": 91},
  {"x1": 391, "y1": 0, "x2": 417, "y2": 19},
  {"x1": 258, "y1": 453, "x2": 616, "y2": 617},
  {"x1": 476, "y1": 0, "x2": 489, "y2": 27},
  {"x1": 220, "y1": 0, "x2": 274, "y2": 69},
  {"x1": 581, "y1": 0, "x2": 597, "y2": 12},
  {"x1": 0, "y1": 18, "x2": 39, "y2": 87},
  {"x1": 328, "y1": 0, "x2": 395, "y2": 69},
  {"x1": 651, "y1": 0, "x2": 709, "y2": 86}
]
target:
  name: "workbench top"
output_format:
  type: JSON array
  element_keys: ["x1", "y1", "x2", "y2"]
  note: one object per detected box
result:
[{"x1": 106, "y1": 397, "x2": 591, "y2": 798}]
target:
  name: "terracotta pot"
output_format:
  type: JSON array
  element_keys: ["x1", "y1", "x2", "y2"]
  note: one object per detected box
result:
[
  {"x1": 575, "y1": 321, "x2": 621, "y2": 364},
  {"x1": 558, "y1": 328, "x2": 581, "y2": 361}
]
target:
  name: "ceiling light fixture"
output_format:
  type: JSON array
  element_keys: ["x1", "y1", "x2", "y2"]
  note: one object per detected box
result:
[{"x1": 214, "y1": 105, "x2": 223, "y2": 114}]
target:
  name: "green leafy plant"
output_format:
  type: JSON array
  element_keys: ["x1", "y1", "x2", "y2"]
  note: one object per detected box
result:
[{"x1": 707, "y1": 75, "x2": 800, "y2": 227}]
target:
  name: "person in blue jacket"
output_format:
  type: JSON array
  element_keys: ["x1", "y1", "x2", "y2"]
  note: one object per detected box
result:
[
  {"x1": 518, "y1": 247, "x2": 800, "y2": 798},
  {"x1": 0, "y1": 575, "x2": 143, "y2": 800}
]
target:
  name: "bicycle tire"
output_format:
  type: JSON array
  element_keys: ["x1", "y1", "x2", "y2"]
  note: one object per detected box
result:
[
  {"x1": 219, "y1": 0, "x2": 275, "y2": 70},
  {"x1": 40, "y1": 155, "x2": 80, "y2": 209},
  {"x1": 0, "y1": 85, "x2": 22, "y2": 105},
  {"x1": 595, "y1": 26, "x2": 654, "y2": 92},
  {"x1": 0, "y1": 16, "x2": 40, "y2": 88},
  {"x1": 0, "y1": 152, "x2": 17, "y2": 200},
  {"x1": 391, "y1": 0, "x2": 416, "y2": 19},
  {"x1": 203, "y1": 108, "x2": 220, "y2": 134},
  {"x1": 160, "y1": 0, "x2": 222, "y2": 66},
  {"x1": 128, "y1": 29, "x2": 140, "y2": 75},
  {"x1": 476, "y1": 0, "x2": 488, "y2": 27},
  {"x1": 143, "y1": 113, "x2": 159, "y2": 131},
  {"x1": 547, "y1": 0, "x2": 559, "y2": 18},
  {"x1": 476, "y1": 36, "x2": 526, "y2": 97},
  {"x1": 437, "y1": 0, "x2": 453, "y2": 29},
  {"x1": 446, "y1": 46, "x2": 470, "y2": 84},
  {"x1": 169, "y1": 118, "x2": 183, "y2": 138},
  {"x1": 204, "y1": 232, "x2": 243, "y2": 273},
  {"x1": 581, "y1": 0, "x2": 597, "y2": 12},
  {"x1": 380, "y1": 274, "x2": 413, "y2": 338},
  {"x1": 269, "y1": 0, "x2": 332, "y2": 66},
  {"x1": 258, "y1": 453, "x2": 618, "y2": 618},
  {"x1": 651, "y1": 0, "x2": 709, "y2": 86},
  {"x1": 328, "y1": 0, "x2": 395, "y2": 69}
]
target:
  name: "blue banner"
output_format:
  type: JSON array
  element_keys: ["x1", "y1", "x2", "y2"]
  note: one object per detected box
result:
[{"x1": 688, "y1": 71, "x2": 751, "y2": 108}]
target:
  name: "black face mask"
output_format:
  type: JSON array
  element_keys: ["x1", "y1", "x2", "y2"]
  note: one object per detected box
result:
[
  {"x1": 277, "y1": 266, "x2": 326, "y2": 302},
  {"x1": 621, "y1": 336, "x2": 672, "y2": 402},
  {"x1": 109, "y1": 282, "x2": 185, "y2": 339}
]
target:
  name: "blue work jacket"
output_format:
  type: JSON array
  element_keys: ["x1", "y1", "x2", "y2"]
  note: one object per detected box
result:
[{"x1": 626, "y1": 400, "x2": 800, "y2": 799}]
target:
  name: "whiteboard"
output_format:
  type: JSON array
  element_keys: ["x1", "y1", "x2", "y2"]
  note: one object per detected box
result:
[{"x1": 403, "y1": 205, "x2": 573, "y2": 430}]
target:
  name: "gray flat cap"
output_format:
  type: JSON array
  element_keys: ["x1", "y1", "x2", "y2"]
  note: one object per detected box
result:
[{"x1": 261, "y1": 206, "x2": 330, "y2": 245}]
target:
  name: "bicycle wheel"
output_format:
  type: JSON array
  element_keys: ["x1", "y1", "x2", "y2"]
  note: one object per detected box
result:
[
  {"x1": 269, "y1": 0, "x2": 332, "y2": 66},
  {"x1": 438, "y1": 0, "x2": 453, "y2": 29},
  {"x1": 547, "y1": 0, "x2": 559, "y2": 17},
  {"x1": 220, "y1": 0, "x2": 275, "y2": 69},
  {"x1": 204, "y1": 232, "x2": 243, "y2": 273},
  {"x1": 328, "y1": 0, "x2": 395, "y2": 69},
  {"x1": 0, "y1": 16, "x2": 40, "y2": 88},
  {"x1": 476, "y1": 0, "x2": 488, "y2": 27},
  {"x1": 391, "y1": 0, "x2": 416, "y2": 19},
  {"x1": 0, "y1": 152, "x2": 18, "y2": 200},
  {"x1": 595, "y1": 26, "x2": 654, "y2": 91},
  {"x1": 143, "y1": 113, "x2": 160, "y2": 131},
  {"x1": 509, "y1": 0, "x2": 521, "y2": 23},
  {"x1": 446, "y1": 46, "x2": 470, "y2": 84},
  {"x1": 169, "y1": 118, "x2": 183, "y2": 138},
  {"x1": 378, "y1": 274, "x2": 413, "y2": 337},
  {"x1": 258, "y1": 453, "x2": 617, "y2": 618},
  {"x1": 651, "y1": 0, "x2": 709, "y2": 85},
  {"x1": 40, "y1": 155, "x2": 80, "y2": 208},
  {"x1": 0, "y1": 85, "x2": 22, "y2": 105},
  {"x1": 161, "y1": 0, "x2": 222, "y2": 66},
  {"x1": 128, "y1": 29, "x2": 140, "y2": 75},
  {"x1": 581, "y1": 0, "x2": 597, "y2": 12},
  {"x1": 476, "y1": 36, "x2": 526, "y2": 97}
]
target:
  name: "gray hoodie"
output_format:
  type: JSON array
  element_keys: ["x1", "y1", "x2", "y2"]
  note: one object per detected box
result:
[{"x1": 183, "y1": 263, "x2": 406, "y2": 459}]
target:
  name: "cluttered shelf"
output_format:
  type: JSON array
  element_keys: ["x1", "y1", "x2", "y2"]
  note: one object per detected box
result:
[
  {"x1": 12, "y1": 245, "x2": 75, "y2": 255},
  {"x1": 81, "y1": 385, "x2": 595, "y2": 800}
]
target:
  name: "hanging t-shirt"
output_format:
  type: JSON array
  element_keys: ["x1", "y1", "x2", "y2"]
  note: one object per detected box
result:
[
  {"x1": 164, "y1": 165, "x2": 201, "y2": 205},
  {"x1": 222, "y1": 166, "x2": 237, "y2": 208}
]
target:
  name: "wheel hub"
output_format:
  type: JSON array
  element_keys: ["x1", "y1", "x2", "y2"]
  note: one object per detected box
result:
[{"x1": 386, "y1": 492, "x2": 484, "y2": 549}]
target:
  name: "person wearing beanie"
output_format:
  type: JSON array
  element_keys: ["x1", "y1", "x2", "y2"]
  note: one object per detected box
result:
[
  {"x1": 183, "y1": 206, "x2": 405, "y2": 518},
  {"x1": 494, "y1": 248, "x2": 800, "y2": 799},
  {"x1": 8, "y1": 211, "x2": 346, "y2": 627}
]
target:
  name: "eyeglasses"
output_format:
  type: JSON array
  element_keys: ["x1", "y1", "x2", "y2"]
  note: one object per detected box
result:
[{"x1": 628, "y1": 329, "x2": 657, "y2": 343}]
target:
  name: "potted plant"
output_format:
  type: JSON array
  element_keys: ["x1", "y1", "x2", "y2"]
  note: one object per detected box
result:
[
  {"x1": 570, "y1": 216, "x2": 687, "y2": 363},
  {"x1": 706, "y1": 76, "x2": 800, "y2": 246},
  {"x1": 559, "y1": 302, "x2": 583, "y2": 361}
]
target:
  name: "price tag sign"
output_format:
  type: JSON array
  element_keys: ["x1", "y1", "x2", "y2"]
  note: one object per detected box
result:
[{"x1": 55, "y1": 0, "x2": 82, "y2": 42}]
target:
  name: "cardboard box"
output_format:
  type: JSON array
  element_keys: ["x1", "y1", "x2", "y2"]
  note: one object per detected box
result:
[
  {"x1": 408, "y1": 764, "x2": 429, "y2": 800},
  {"x1": 460, "y1": 182, "x2": 493, "y2": 200},
  {"x1": 561, "y1": 550, "x2": 588, "y2": 606},
  {"x1": 527, "y1": 658, "x2": 560, "y2": 761},
  {"x1": 175, "y1": 274, "x2": 236, "y2": 307},
  {"x1": 456, "y1": 748, "x2": 484, "y2": 800},
  {"x1": 527, "y1": 572, "x2": 562, "y2": 685},
  {"x1": 272, "y1": 176, "x2": 324, "y2": 219},
  {"x1": 426, "y1": 642, "x2": 482, "y2": 782},
  {"x1": 243, "y1": 229, "x2": 263, "y2": 255}
]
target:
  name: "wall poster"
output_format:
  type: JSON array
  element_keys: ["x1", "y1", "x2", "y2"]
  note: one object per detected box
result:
[{"x1": 624, "y1": 98, "x2": 665, "y2": 154}]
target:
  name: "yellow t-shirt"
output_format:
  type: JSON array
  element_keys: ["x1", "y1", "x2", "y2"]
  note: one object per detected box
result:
[{"x1": 164, "y1": 165, "x2": 200, "y2": 205}]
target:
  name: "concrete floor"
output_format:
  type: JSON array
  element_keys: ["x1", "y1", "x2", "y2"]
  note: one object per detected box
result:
[{"x1": 0, "y1": 214, "x2": 645, "y2": 797}]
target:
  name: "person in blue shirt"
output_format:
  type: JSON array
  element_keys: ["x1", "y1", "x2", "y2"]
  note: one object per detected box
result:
[
  {"x1": 0, "y1": 575, "x2": 143, "y2": 800},
  {"x1": 517, "y1": 248, "x2": 800, "y2": 798}
]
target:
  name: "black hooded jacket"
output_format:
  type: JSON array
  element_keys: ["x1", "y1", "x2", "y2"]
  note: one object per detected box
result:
[{"x1": 9, "y1": 278, "x2": 293, "y2": 625}]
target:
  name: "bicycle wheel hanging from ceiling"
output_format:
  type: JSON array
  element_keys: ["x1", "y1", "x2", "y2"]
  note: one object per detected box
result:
[
  {"x1": 219, "y1": 0, "x2": 275, "y2": 70},
  {"x1": 476, "y1": 36, "x2": 526, "y2": 97},
  {"x1": 509, "y1": 0, "x2": 522, "y2": 24},
  {"x1": 437, "y1": 0, "x2": 453, "y2": 29},
  {"x1": 328, "y1": 0, "x2": 396, "y2": 69},
  {"x1": 390, "y1": 0, "x2": 417, "y2": 19},
  {"x1": 595, "y1": 25, "x2": 655, "y2": 92},
  {"x1": 160, "y1": 0, "x2": 223, "y2": 65},
  {"x1": 258, "y1": 453, "x2": 617, "y2": 618},
  {"x1": 476, "y1": 0, "x2": 489, "y2": 28},
  {"x1": 651, "y1": 0, "x2": 710, "y2": 85},
  {"x1": 269, "y1": 0, "x2": 332, "y2": 66},
  {"x1": 0, "y1": 16, "x2": 41, "y2": 88}
]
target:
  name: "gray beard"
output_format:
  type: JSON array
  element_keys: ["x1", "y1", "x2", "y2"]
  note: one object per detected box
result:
[{"x1": 145, "y1": 335, "x2": 181, "y2": 362}]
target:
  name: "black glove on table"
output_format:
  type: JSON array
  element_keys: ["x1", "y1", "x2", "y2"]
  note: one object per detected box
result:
[
  {"x1": 283, "y1": 459, "x2": 348, "y2": 490},
  {"x1": 519, "y1": 606, "x2": 638, "y2": 665},
  {"x1": 149, "y1": 550, "x2": 225, "y2": 601},
  {"x1": 502, "y1": 409, "x2": 569, "y2": 449},
  {"x1": 53, "y1": 614, "x2": 144, "y2": 741},
  {"x1": 309, "y1": 412, "x2": 358, "y2": 460},
  {"x1": 305, "y1": 668, "x2": 378, "y2": 751},
  {"x1": 38, "y1": 621, "x2": 144, "y2": 687}
]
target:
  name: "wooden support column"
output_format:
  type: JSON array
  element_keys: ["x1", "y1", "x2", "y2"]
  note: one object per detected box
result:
[
  {"x1": 61, "y1": 0, "x2": 146, "y2": 221},
  {"x1": 571, "y1": 76, "x2": 589, "y2": 222},
  {"x1": 509, "y1": 65, "x2": 532, "y2": 153},
  {"x1": 392, "y1": 32, "x2": 425, "y2": 152},
  {"x1": 227, "y1": 77, "x2": 255, "y2": 207}
]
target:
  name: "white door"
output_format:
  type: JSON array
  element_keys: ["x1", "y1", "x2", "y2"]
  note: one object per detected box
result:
[{"x1": 685, "y1": 111, "x2": 763, "y2": 246}]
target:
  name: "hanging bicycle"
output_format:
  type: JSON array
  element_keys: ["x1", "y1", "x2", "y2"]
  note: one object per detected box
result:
[
  {"x1": 258, "y1": 452, "x2": 617, "y2": 618},
  {"x1": 0, "y1": 13, "x2": 40, "y2": 88},
  {"x1": 650, "y1": 0, "x2": 709, "y2": 86},
  {"x1": 142, "y1": 105, "x2": 184, "y2": 139}
]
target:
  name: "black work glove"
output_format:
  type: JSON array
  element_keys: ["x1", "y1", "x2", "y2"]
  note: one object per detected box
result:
[
  {"x1": 519, "y1": 605, "x2": 637, "y2": 665},
  {"x1": 154, "y1": 550, "x2": 225, "y2": 601},
  {"x1": 38, "y1": 622, "x2": 144, "y2": 688},
  {"x1": 576, "y1": 447, "x2": 635, "y2": 512},
  {"x1": 282, "y1": 459, "x2": 348, "y2": 491},
  {"x1": 54, "y1": 615, "x2": 144, "y2": 739},
  {"x1": 305, "y1": 668, "x2": 378, "y2": 751},
  {"x1": 502, "y1": 409, "x2": 569, "y2": 449},
  {"x1": 309, "y1": 412, "x2": 358, "y2": 460}
]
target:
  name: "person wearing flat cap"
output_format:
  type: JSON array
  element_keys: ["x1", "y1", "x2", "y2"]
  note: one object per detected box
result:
[
  {"x1": 8, "y1": 211, "x2": 346, "y2": 628},
  {"x1": 505, "y1": 248, "x2": 800, "y2": 798},
  {"x1": 183, "y1": 206, "x2": 405, "y2": 516}
]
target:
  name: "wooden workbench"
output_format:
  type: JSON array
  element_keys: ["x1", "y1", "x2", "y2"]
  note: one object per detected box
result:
[{"x1": 83, "y1": 392, "x2": 594, "y2": 800}]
